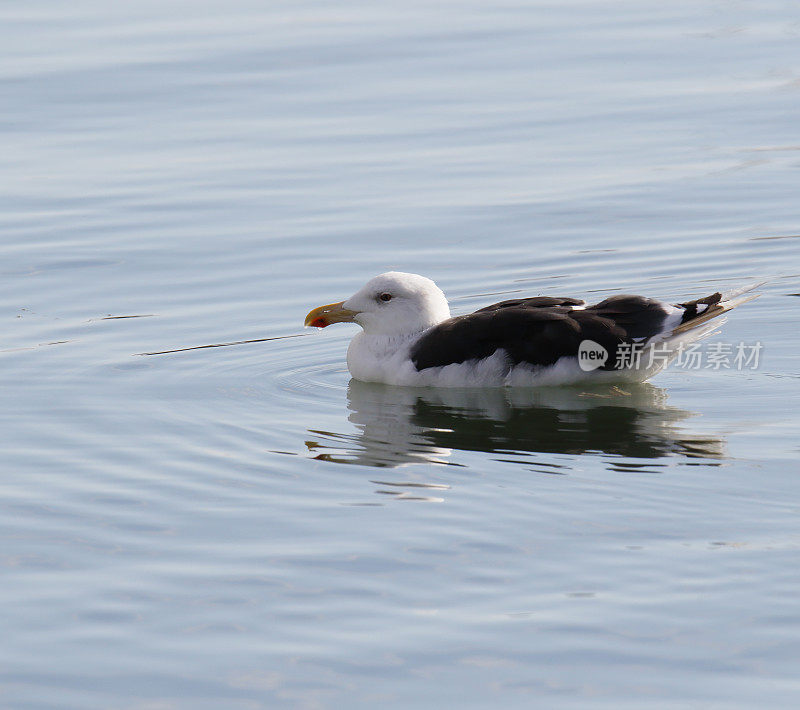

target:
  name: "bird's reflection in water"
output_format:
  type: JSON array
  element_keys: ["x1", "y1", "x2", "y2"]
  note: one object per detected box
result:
[{"x1": 306, "y1": 380, "x2": 725, "y2": 476}]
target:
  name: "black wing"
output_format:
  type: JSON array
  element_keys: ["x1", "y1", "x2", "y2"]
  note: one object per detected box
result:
[
  {"x1": 475, "y1": 296, "x2": 586, "y2": 313},
  {"x1": 586, "y1": 294, "x2": 671, "y2": 339},
  {"x1": 410, "y1": 295, "x2": 670, "y2": 372}
]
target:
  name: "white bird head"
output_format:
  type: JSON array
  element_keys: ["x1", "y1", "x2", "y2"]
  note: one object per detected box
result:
[{"x1": 304, "y1": 271, "x2": 451, "y2": 336}]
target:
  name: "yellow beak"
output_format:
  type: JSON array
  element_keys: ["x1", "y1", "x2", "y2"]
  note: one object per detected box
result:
[{"x1": 304, "y1": 301, "x2": 359, "y2": 328}]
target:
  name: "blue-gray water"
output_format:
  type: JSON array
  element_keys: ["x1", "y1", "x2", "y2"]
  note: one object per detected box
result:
[{"x1": 2, "y1": 2, "x2": 800, "y2": 708}]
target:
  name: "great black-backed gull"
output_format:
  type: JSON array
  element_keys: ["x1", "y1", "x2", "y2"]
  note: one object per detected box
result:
[{"x1": 304, "y1": 272, "x2": 758, "y2": 387}]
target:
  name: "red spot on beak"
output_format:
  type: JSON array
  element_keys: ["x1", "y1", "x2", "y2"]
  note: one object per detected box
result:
[{"x1": 309, "y1": 317, "x2": 328, "y2": 328}]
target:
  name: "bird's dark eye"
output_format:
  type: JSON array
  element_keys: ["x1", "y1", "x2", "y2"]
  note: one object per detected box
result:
[{"x1": 379, "y1": 292, "x2": 392, "y2": 302}]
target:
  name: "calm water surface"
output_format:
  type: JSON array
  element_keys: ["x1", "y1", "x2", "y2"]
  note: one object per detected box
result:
[{"x1": 2, "y1": 1, "x2": 800, "y2": 708}]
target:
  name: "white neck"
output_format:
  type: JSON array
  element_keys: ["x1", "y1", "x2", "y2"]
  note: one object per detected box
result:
[{"x1": 346, "y1": 330, "x2": 423, "y2": 384}]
